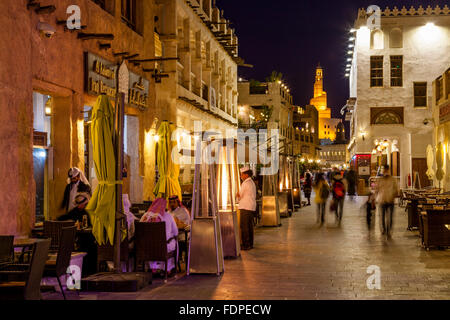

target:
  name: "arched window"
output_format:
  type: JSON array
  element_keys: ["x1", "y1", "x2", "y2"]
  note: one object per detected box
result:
[
  {"x1": 371, "y1": 30, "x2": 384, "y2": 50},
  {"x1": 390, "y1": 28, "x2": 403, "y2": 48}
]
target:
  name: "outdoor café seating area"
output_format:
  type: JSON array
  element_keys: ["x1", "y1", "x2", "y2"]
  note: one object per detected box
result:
[
  {"x1": 0, "y1": 198, "x2": 193, "y2": 299},
  {"x1": 401, "y1": 188, "x2": 450, "y2": 250}
]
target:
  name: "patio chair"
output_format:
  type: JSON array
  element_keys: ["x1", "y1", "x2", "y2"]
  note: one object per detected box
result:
[
  {"x1": 44, "y1": 221, "x2": 75, "y2": 252},
  {"x1": 135, "y1": 222, "x2": 177, "y2": 282},
  {"x1": 0, "y1": 235, "x2": 14, "y2": 268},
  {"x1": 0, "y1": 239, "x2": 51, "y2": 300},
  {"x1": 97, "y1": 236, "x2": 131, "y2": 272},
  {"x1": 43, "y1": 226, "x2": 76, "y2": 300}
]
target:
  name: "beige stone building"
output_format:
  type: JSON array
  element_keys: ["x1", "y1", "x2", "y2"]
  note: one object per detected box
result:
[
  {"x1": 155, "y1": 0, "x2": 239, "y2": 185},
  {"x1": 309, "y1": 64, "x2": 341, "y2": 143},
  {"x1": 237, "y1": 80, "x2": 294, "y2": 155},
  {"x1": 1, "y1": 0, "x2": 161, "y2": 236},
  {"x1": 319, "y1": 122, "x2": 348, "y2": 168},
  {"x1": 293, "y1": 105, "x2": 319, "y2": 159},
  {"x1": 431, "y1": 67, "x2": 450, "y2": 191},
  {"x1": 345, "y1": 5, "x2": 450, "y2": 188}
]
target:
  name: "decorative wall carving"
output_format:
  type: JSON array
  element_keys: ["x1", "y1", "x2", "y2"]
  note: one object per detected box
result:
[
  {"x1": 370, "y1": 107, "x2": 404, "y2": 125},
  {"x1": 358, "y1": 5, "x2": 450, "y2": 19}
]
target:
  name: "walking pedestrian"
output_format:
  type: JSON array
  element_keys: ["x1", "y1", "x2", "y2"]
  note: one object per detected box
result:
[
  {"x1": 375, "y1": 165, "x2": 399, "y2": 238},
  {"x1": 303, "y1": 171, "x2": 312, "y2": 206},
  {"x1": 331, "y1": 173, "x2": 346, "y2": 226},
  {"x1": 345, "y1": 168, "x2": 357, "y2": 200},
  {"x1": 366, "y1": 190, "x2": 376, "y2": 231},
  {"x1": 313, "y1": 173, "x2": 329, "y2": 227},
  {"x1": 236, "y1": 166, "x2": 257, "y2": 250}
]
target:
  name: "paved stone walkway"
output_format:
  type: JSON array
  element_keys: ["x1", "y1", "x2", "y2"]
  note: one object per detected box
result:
[{"x1": 50, "y1": 196, "x2": 450, "y2": 300}]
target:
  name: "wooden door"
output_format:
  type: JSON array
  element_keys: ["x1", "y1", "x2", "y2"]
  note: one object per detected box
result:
[
  {"x1": 412, "y1": 158, "x2": 430, "y2": 188},
  {"x1": 391, "y1": 151, "x2": 400, "y2": 176}
]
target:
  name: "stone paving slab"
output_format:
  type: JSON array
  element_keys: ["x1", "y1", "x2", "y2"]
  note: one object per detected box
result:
[{"x1": 44, "y1": 196, "x2": 450, "y2": 300}]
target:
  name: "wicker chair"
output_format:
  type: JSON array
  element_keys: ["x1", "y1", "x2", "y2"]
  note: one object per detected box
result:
[
  {"x1": 135, "y1": 222, "x2": 177, "y2": 282},
  {"x1": 44, "y1": 221, "x2": 75, "y2": 252},
  {"x1": 0, "y1": 239, "x2": 51, "y2": 300},
  {"x1": 96, "y1": 237, "x2": 131, "y2": 272},
  {"x1": 43, "y1": 226, "x2": 76, "y2": 300},
  {"x1": 0, "y1": 235, "x2": 14, "y2": 268}
]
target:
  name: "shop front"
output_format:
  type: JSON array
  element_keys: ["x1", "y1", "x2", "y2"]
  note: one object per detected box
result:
[
  {"x1": 32, "y1": 92, "x2": 52, "y2": 223},
  {"x1": 431, "y1": 68, "x2": 450, "y2": 191},
  {"x1": 83, "y1": 52, "x2": 150, "y2": 204}
]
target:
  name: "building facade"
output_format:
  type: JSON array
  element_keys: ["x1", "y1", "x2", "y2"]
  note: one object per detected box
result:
[
  {"x1": 345, "y1": 5, "x2": 450, "y2": 188},
  {"x1": 1, "y1": 0, "x2": 162, "y2": 236},
  {"x1": 431, "y1": 67, "x2": 450, "y2": 191},
  {"x1": 310, "y1": 64, "x2": 341, "y2": 143},
  {"x1": 237, "y1": 80, "x2": 294, "y2": 155},
  {"x1": 155, "y1": 0, "x2": 239, "y2": 186},
  {"x1": 319, "y1": 122, "x2": 349, "y2": 168},
  {"x1": 293, "y1": 105, "x2": 319, "y2": 159}
]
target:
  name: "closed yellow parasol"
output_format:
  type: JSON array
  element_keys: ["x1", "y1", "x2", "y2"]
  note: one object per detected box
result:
[
  {"x1": 86, "y1": 95, "x2": 119, "y2": 246},
  {"x1": 153, "y1": 121, "x2": 182, "y2": 202}
]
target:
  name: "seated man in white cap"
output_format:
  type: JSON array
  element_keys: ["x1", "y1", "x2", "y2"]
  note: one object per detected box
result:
[
  {"x1": 58, "y1": 192, "x2": 91, "y2": 227},
  {"x1": 236, "y1": 166, "x2": 257, "y2": 250},
  {"x1": 61, "y1": 167, "x2": 91, "y2": 213}
]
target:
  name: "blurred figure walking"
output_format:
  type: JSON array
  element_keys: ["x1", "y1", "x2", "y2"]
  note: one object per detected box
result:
[
  {"x1": 331, "y1": 173, "x2": 346, "y2": 226},
  {"x1": 313, "y1": 173, "x2": 330, "y2": 227},
  {"x1": 303, "y1": 171, "x2": 313, "y2": 206},
  {"x1": 345, "y1": 168, "x2": 357, "y2": 200},
  {"x1": 365, "y1": 190, "x2": 376, "y2": 232},
  {"x1": 375, "y1": 165, "x2": 399, "y2": 238}
]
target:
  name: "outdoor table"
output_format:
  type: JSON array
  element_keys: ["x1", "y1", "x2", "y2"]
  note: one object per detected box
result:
[
  {"x1": 13, "y1": 238, "x2": 43, "y2": 263},
  {"x1": 420, "y1": 206, "x2": 450, "y2": 250},
  {"x1": 407, "y1": 198, "x2": 420, "y2": 230},
  {"x1": 43, "y1": 252, "x2": 87, "y2": 289}
]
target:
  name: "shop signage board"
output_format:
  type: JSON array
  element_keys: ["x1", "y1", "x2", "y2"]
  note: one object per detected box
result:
[
  {"x1": 357, "y1": 154, "x2": 371, "y2": 176},
  {"x1": 128, "y1": 72, "x2": 149, "y2": 109},
  {"x1": 439, "y1": 101, "x2": 450, "y2": 124},
  {"x1": 84, "y1": 52, "x2": 117, "y2": 99}
]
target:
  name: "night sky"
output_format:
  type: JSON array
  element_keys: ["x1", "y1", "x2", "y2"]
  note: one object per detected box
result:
[{"x1": 217, "y1": 0, "x2": 446, "y2": 123}]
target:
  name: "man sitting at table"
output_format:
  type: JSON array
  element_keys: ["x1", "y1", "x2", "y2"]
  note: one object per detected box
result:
[
  {"x1": 168, "y1": 195, "x2": 190, "y2": 263},
  {"x1": 168, "y1": 195, "x2": 190, "y2": 233},
  {"x1": 140, "y1": 198, "x2": 178, "y2": 277},
  {"x1": 58, "y1": 192, "x2": 91, "y2": 227}
]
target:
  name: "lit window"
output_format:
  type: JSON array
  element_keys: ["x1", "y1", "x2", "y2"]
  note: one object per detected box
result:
[
  {"x1": 414, "y1": 82, "x2": 427, "y2": 107},
  {"x1": 370, "y1": 56, "x2": 383, "y2": 87},
  {"x1": 390, "y1": 55, "x2": 403, "y2": 87}
]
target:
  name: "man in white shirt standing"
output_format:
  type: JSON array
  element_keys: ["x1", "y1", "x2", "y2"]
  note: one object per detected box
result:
[{"x1": 236, "y1": 166, "x2": 257, "y2": 251}]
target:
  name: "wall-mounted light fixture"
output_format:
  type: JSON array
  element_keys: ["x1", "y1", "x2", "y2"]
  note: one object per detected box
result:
[{"x1": 360, "y1": 131, "x2": 366, "y2": 141}]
